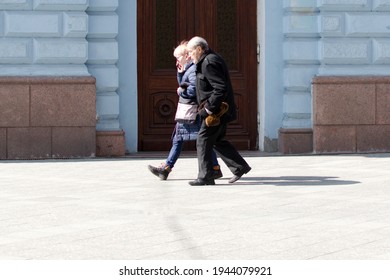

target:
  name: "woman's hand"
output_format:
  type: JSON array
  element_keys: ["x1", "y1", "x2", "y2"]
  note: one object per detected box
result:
[
  {"x1": 176, "y1": 61, "x2": 184, "y2": 73},
  {"x1": 177, "y1": 87, "x2": 184, "y2": 95}
]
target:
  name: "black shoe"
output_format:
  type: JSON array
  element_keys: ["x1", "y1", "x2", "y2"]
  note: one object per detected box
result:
[
  {"x1": 188, "y1": 179, "x2": 215, "y2": 186},
  {"x1": 229, "y1": 165, "x2": 251, "y2": 183},
  {"x1": 148, "y1": 164, "x2": 171, "y2": 180},
  {"x1": 213, "y1": 168, "x2": 223, "y2": 179}
]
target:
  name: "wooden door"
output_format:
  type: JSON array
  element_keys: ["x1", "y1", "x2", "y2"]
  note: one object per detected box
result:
[{"x1": 137, "y1": 0, "x2": 258, "y2": 151}]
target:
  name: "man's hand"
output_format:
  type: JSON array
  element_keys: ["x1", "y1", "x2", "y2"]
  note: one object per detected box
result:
[{"x1": 198, "y1": 108, "x2": 209, "y2": 118}]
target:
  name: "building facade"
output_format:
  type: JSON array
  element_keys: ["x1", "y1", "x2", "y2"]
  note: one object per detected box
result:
[{"x1": 0, "y1": 0, "x2": 389, "y2": 159}]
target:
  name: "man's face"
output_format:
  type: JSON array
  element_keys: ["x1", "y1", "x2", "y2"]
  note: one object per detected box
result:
[{"x1": 187, "y1": 45, "x2": 203, "y2": 64}]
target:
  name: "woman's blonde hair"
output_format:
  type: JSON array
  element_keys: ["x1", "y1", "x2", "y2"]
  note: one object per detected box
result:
[{"x1": 173, "y1": 40, "x2": 188, "y2": 57}]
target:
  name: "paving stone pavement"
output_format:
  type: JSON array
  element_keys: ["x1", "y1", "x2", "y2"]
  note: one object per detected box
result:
[{"x1": 0, "y1": 153, "x2": 389, "y2": 260}]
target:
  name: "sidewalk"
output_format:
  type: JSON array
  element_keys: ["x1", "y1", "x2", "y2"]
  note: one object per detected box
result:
[{"x1": 0, "y1": 153, "x2": 389, "y2": 260}]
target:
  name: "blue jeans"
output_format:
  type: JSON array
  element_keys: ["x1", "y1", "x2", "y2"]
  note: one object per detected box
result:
[{"x1": 166, "y1": 138, "x2": 219, "y2": 168}]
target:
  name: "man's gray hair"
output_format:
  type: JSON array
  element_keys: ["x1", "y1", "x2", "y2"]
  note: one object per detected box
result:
[{"x1": 188, "y1": 36, "x2": 209, "y2": 51}]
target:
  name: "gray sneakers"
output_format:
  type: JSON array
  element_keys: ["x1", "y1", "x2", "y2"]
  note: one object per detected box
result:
[
  {"x1": 148, "y1": 164, "x2": 223, "y2": 181},
  {"x1": 148, "y1": 164, "x2": 171, "y2": 180}
]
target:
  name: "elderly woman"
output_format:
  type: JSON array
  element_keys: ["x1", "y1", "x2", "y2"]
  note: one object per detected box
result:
[{"x1": 148, "y1": 41, "x2": 222, "y2": 180}]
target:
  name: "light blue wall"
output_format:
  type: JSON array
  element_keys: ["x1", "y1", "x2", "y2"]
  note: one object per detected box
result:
[
  {"x1": 280, "y1": 0, "x2": 390, "y2": 140},
  {"x1": 5, "y1": 0, "x2": 390, "y2": 153},
  {"x1": 87, "y1": 0, "x2": 120, "y2": 132},
  {"x1": 118, "y1": 0, "x2": 138, "y2": 153},
  {"x1": 0, "y1": 0, "x2": 89, "y2": 76},
  {"x1": 258, "y1": 0, "x2": 284, "y2": 151},
  {"x1": 282, "y1": 0, "x2": 319, "y2": 132}
]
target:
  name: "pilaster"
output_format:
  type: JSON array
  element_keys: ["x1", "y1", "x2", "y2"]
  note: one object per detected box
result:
[{"x1": 87, "y1": 0, "x2": 124, "y2": 156}]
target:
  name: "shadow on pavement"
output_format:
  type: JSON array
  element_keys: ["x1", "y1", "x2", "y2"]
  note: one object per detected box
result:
[
  {"x1": 230, "y1": 176, "x2": 360, "y2": 186},
  {"x1": 172, "y1": 176, "x2": 360, "y2": 186}
]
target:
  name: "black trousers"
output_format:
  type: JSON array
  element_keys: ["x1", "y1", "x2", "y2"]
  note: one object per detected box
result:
[{"x1": 196, "y1": 119, "x2": 249, "y2": 180}]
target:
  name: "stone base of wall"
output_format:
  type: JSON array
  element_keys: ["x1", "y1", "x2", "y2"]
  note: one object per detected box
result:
[
  {"x1": 0, "y1": 76, "x2": 96, "y2": 159},
  {"x1": 96, "y1": 130, "x2": 126, "y2": 157},
  {"x1": 278, "y1": 128, "x2": 313, "y2": 154},
  {"x1": 313, "y1": 76, "x2": 390, "y2": 153}
]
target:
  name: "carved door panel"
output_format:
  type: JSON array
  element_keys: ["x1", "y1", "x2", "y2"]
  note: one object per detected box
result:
[{"x1": 137, "y1": 0, "x2": 258, "y2": 151}]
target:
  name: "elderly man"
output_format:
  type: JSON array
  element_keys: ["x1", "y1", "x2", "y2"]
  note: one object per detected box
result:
[{"x1": 187, "y1": 36, "x2": 251, "y2": 186}]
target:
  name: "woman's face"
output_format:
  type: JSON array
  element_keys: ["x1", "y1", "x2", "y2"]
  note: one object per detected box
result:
[{"x1": 175, "y1": 52, "x2": 188, "y2": 68}]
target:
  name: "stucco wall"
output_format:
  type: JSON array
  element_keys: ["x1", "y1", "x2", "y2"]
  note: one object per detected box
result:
[
  {"x1": 278, "y1": 0, "x2": 390, "y2": 153},
  {"x1": 0, "y1": 0, "x2": 89, "y2": 75},
  {"x1": 0, "y1": 0, "x2": 127, "y2": 156},
  {"x1": 0, "y1": 0, "x2": 121, "y2": 135},
  {"x1": 117, "y1": 0, "x2": 138, "y2": 153},
  {"x1": 86, "y1": 0, "x2": 120, "y2": 132},
  {"x1": 283, "y1": 0, "x2": 390, "y2": 124},
  {"x1": 258, "y1": 0, "x2": 285, "y2": 152},
  {"x1": 2, "y1": 0, "x2": 390, "y2": 154},
  {"x1": 0, "y1": 0, "x2": 97, "y2": 159}
]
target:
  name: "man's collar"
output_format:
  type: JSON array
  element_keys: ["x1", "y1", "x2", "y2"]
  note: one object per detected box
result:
[{"x1": 198, "y1": 49, "x2": 211, "y2": 64}]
